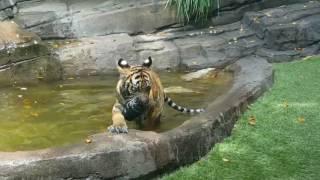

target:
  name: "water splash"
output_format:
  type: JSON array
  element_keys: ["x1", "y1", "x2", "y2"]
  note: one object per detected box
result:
[{"x1": 4, "y1": 40, "x2": 17, "y2": 55}]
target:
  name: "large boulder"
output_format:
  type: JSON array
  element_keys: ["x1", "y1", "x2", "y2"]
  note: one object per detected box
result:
[
  {"x1": 52, "y1": 33, "x2": 181, "y2": 76},
  {"x1": 53, "y1": 34, "x2": 136, "y2": 76},
  {"x1": 14, "y1": 0, "x2": 177, "y2": 39},
  {"x1": 0, "y1": 0, "x2": 17, "y2": 20},
  {"x1": 0, "y1": 0, "x2": 16, "y2": 10},
  {"x1": 243, "y1": 1, "x2": 320, "y2": 50},
  {"x1": 0, "y1": 21, "x2": 62, "y2": 86},
  {"x1": 211, "y1": 0, "x2": 308, "y2": 26},
  {"x1": 0, "y1": 21, "x2": 43, "y2": 65}
]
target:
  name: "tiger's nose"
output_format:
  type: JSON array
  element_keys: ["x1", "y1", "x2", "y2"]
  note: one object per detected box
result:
[{"x1": 139, "y1": 81, "x2": 151, "y2": 91}]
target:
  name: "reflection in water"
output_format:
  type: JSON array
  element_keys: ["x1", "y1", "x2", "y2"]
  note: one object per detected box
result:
[{"x1": 0, "y1": 71, "x2": 233, "y2": 151}]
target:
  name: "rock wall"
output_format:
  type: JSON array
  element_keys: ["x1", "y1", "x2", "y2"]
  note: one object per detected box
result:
[
  {"x1": 53, "y1": 1, "x2": 320, "y2": 76},
  {"x1": 0, "y1": 0, "x2": 17, "y2": 21},
  {"x1": 0, "y1": 21, "x2": 62, "y2": 86},
  {"x1": 13, "y1": 0, "x2": 177, "y2": 39},
  {"x1": 0, "y1": 0, "x2": 309, "y2": 39},
  {"x1": 243, "y1": 2, "x2": 320, "y2": 50},
  {"x1": 211, "y1": 0, "x2": 308, "y2": 26},
  {"x1": 0, "y1": 0, "x2": 319, "y2": 80}
]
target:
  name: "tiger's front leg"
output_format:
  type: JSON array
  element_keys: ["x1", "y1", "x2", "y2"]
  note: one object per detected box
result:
[{"x1": 108, "y1": 102, "x2": 128, "y2": 134}]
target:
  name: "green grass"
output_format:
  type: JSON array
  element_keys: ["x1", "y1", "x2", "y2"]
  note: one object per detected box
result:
[
  {"x1": 163, "y1": 57, "x2": 320, "y2": 180},
  {"x1": 166, "y1": 0, "x2": 216, "y2": 23}
]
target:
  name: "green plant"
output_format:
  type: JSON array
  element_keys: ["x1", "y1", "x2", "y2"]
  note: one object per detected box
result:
[{"x1": 166, "y1": 0, "x2": 216, "y2": 24}]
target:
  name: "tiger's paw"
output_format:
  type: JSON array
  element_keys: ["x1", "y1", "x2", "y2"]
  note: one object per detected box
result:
[{"x1": 108, "y1": 125, "x2": 128, "y2": 134}]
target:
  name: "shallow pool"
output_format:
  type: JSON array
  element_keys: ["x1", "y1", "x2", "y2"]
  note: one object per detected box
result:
[{"x1": 0, "y1": 71, "x2": 233, "y2": 151}]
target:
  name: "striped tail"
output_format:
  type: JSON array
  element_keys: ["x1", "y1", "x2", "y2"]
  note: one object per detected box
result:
[{"x1": 164, "y1": 96, "x2": 205, "y2": 114}]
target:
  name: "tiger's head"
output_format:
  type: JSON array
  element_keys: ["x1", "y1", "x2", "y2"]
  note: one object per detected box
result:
[{"x1": 117, "y1": 57, "x2": 153, "y2": 97}]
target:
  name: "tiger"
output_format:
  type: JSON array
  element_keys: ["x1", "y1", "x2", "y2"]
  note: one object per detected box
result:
[{"x1": 108, "y1": 56, "x2": 205, "y2": 134}]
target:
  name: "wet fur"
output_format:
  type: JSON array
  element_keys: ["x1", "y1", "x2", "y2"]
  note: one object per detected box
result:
[
  {"x1": 109, "y1": 58, "x2": 164, "y2": 133},
  {"x1": 108, "y1": 57, "x2": 204, "y2": 134}
]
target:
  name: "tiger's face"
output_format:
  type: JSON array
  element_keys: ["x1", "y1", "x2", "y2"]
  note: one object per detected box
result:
[{"x1": 117, "y1": 57, "x2": 153, "y2": 97}]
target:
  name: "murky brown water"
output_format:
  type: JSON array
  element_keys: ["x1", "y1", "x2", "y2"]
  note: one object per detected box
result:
[{"x1": 0, "y1": 71, "x2": 233, "y2": 151}]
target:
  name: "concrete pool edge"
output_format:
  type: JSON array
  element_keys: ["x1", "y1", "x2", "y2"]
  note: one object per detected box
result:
[{"x1": 0, "y1": 56, "x2": 273, "y2": 179}]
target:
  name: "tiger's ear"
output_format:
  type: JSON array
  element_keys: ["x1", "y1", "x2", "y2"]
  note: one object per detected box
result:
[
  {"x1": 142, "y1": 56, "x2": 152, "y2": 68},
  {"x1": 118, "y1": 58, "x2": 130, "y2": 69}
]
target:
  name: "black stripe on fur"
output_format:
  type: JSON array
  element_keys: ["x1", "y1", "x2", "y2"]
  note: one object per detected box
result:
[{"x1": 164, "y1": 96, "x2": 205, "y2": 114}]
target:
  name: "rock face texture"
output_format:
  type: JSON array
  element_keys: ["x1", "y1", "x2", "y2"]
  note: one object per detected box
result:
[
  {"x1": 54, "y1": 20, "x2": 260, "y2": 75},
  {"x1": 0, "y1": 21, "x2": 61, "y2": 86},
  {"x1": 0, "y1": 0, "x2": 308, "y2": 38},
  {"x1": 211, "y1": 0, "x2": 308, "y2": 26},
  {"x1": 0, "y1": 0, "x2": 17, "y2": 21},
  {"x1": 51, "y1": 1, "x2": 320, "y2": 76},
  {"x1": 0, "y1": 0, "x2": 319, "y2": 77},
  {"x1": 243, "y1": 2, "x2": 320, "y2": 50},
  {"x1": 13, "y1": 0, "x2": 177, "y2": 39},
  {"x1": 53, "y1": 34, "x2": 136, "y2": 76}
]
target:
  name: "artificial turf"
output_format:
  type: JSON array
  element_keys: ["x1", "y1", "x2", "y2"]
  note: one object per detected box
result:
[{"x1": 163, "y1": 56, "x2": 320, "y2": 180}]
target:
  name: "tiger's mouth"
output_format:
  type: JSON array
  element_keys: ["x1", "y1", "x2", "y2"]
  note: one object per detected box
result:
[{"x1": 121, "y1": 93, "x2": 150, "y2": 121}]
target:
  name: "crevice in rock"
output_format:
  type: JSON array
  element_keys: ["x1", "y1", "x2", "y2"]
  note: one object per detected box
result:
[{"x1": 0, "y1": 55, "x2": 48, "y2": 70}]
